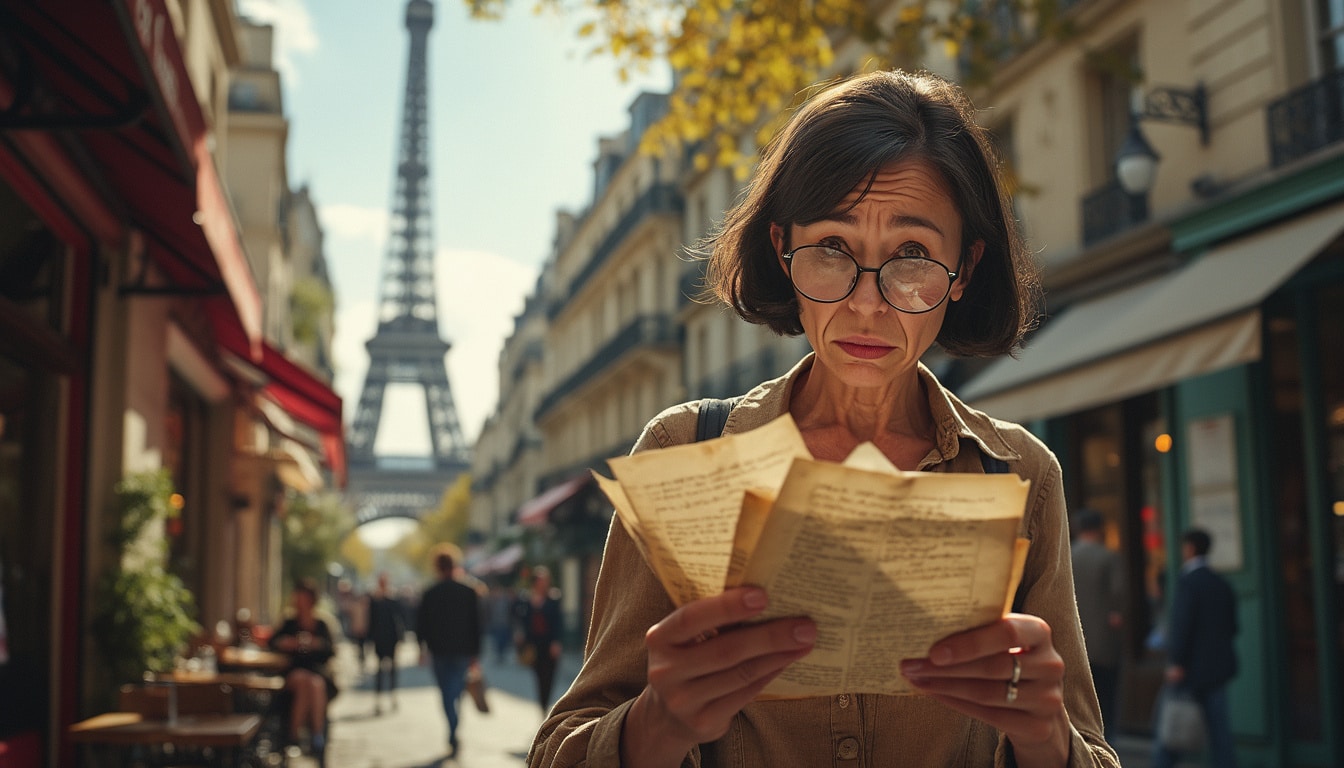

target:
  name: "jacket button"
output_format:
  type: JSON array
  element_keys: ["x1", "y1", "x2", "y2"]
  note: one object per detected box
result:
[
  {"x1": 837, "y1": 693, "x2": 850, "y2": 708},
  {"x1": 836, "y1": 736, "x2": 860, "y2": 760}
]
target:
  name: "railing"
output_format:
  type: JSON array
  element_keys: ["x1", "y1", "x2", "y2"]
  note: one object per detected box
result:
[
  {"x1": 678, "y1": 262, "x2": 707, "y2": 308},
  {"x1": 1267, "y1": 67, "x2": 1344, "y2": 168},
  {"x1": 547, "y1": 184, "x2": 684, "y2": 319},
  {"x1": 1080, "y1": 179, "x2": 1149, "y2": 246},
  {"x1": 691, "y1": 348, "x2": 781, "y2": 399},
  {"x1": 533, "y1": 313, "x2": 683, "y2": 421},
  {"x1": 538, "y1": 441, "x2": 631, "y2": 491}
]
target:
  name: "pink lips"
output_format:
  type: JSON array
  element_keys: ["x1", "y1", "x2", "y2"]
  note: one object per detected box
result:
[{"x1": 836, "y1": 340, "x2": 893, "y2": 359}]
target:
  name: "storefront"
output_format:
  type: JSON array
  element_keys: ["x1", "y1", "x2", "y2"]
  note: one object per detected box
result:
[
  {"x1": 960, "y1": 183, "x2": 1344, "y2": 766},
  {"x1": 0, "y1": 2, "x2": 343, "y2": 765}
]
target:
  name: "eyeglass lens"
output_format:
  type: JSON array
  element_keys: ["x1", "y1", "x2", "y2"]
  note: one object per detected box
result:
[{"x1": 787, "y1": 245, "x2": 954, "y2": 313}]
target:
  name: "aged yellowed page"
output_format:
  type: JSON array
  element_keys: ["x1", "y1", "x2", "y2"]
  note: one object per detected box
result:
[
  {"x1": 595, "y1": 414, "x2": 811, "y2": 606},
  {"x1": 740, "y1": 456, "x2": 1030, "y2": 697},
  {"x1": 725, "y1": 489, "x2": 776, "y2": 589}
]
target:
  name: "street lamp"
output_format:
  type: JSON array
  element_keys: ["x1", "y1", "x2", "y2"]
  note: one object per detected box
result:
[
  {"x1": 1115, "y1": 122, "x2": 1161, "y2": 195},
  {"x1": 1113, "y1": 83, "x2": 1209, "y2": 196}
]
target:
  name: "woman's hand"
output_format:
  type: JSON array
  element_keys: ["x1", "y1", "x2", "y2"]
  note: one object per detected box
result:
[
  {"x1": 621, "y1": 587, "x2": 817, "y2": 768},
  {"x1": 900, "y1": 613, "x2": 1070, "y2": 768}
]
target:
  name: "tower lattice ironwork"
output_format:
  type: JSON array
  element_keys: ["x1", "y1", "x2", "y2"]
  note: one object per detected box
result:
[{"x1": 347, "y1": 0, "x2": 468, "y2": 524}]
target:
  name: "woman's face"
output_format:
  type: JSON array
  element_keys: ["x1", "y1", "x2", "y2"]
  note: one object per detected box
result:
[{"x1": 771, "y1": 159, "x2": 981, "y2": 389}]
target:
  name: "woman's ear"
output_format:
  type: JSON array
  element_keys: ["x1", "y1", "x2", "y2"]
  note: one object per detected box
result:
[
  {"x1": 950, "y1": 239, "x2": 984, "y2": 302},
  {"x1": 770, "y1": 223, "x2": 788, "y2": 273}
]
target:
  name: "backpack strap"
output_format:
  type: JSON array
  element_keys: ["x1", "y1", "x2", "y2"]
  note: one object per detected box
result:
[
  {"x1": 695, "y1": 397, "x2": 742, "y2": 442},
  {"x1": 980, "y1": 453, "x2": 1010, "y2": 475}
]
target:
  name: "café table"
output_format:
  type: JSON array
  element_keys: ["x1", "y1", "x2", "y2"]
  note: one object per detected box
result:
[
  {"x1": 217, "y1": 646, "x2": 290, "y2": 676},
  {"x1": 68, "y1": 711, "x2": 262, "y2": 768},
  {"x1": 152, "y1": 670, "x2": 285, "y2": 693}
]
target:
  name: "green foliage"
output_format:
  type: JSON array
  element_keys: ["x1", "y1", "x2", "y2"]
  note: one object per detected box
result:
[
  {"x1": 281, "y1": 491, "x2": 354, "y2": 587},
  {"x1": 466, "y1": 0, "x2": 1079, "y2": 169},
  {"x1": 90, "y1": 469, "x2": 200, "y2": 685},
  {"x1": 106, "y1": 467, "x2": 175, "y2": 552},
  {"x1": 91, "y1": 565, "x2": 198, "y2": 684},
  {"x1": 398, "y1": 474, "x2": 472, "y2": 578},
  {"x1": 289, "y1": 276, "x2": 334, "y2": 346}
]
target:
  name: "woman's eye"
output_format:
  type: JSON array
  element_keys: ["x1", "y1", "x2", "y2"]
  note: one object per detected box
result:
[{"x1": 895, "y1": 242, "x2": 928, "y2": 260}]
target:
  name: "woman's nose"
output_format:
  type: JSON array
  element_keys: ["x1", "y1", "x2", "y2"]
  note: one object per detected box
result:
[{"x1": 847, "y1": 268, "x2": 887, "y2": 311}]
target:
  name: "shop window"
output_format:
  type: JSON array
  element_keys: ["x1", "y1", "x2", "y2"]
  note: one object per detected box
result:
[
  {"x1": 0, "y1": 345, "x2": 58, "y2": 739},
  {"x1": 1063, "y1": 393, "x2": 1170, "y2": 732}
]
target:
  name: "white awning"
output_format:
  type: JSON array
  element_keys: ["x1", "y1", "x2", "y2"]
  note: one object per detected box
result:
[{"x1": 961, "y1": 201, "x2": 1344, "y2": 422}]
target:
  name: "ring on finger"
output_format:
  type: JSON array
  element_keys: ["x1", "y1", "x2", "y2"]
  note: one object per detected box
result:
[
  {"x1": 1010, "y1": 655, "x2": 1022, "y2": 685},
  {"x1": 1005, "y1": 680, "x2": 1019, "y2": 704}
]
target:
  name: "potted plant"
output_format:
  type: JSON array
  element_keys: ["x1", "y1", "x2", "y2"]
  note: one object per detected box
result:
[{"x1": 90, "y1": 469, "x2": 200, "y2": 686}]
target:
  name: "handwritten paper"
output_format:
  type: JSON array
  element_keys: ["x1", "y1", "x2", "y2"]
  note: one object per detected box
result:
[{"x1": 594, "y1": 413, "x2": 1030, "y2": 697}]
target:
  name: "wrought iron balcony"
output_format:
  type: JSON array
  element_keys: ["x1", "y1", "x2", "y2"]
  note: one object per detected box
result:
[
  {"x1": 534, "y1": 313, "x2": 683, "y2": 421},
  {"x1": 1081, "y1": 178, "x2": 1149, "y2": 246},
  {"x1": 692, "y1": 348, "x2": 781, "y2": 399},
  {"x1": 679, "y1": 261, "x2": 708, "y2": 308},
  {"x1": 1267, "y1": 67, "x2": 1344, "y2": 168},
  {"x1": 547, "y1": 184, "x2": 684, "y2": 319}
]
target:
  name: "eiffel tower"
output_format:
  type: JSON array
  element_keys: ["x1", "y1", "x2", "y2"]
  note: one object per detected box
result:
[{"x1": 347, "y1": 0, "x2": 469, "y2": 526}]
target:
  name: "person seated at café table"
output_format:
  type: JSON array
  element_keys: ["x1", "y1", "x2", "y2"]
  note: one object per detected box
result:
[{"x1": 269, "y1": 578, "x2": 337, "y2": 755}]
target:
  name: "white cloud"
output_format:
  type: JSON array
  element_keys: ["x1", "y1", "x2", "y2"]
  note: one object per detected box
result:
[
  {"x1": 238, "y1": 0, "x2": 319, "y2": 85},
  {"x1": 317, "y1": 204, "x2": 390, "y2": 245}
]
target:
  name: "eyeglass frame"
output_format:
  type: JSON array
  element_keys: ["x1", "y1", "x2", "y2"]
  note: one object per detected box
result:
[{"x1": 780, "y1": 244, "x2": 962, "y2": 314}]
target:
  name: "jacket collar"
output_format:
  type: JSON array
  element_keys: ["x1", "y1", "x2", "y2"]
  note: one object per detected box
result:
[{"x1": 732, "y1": 352, "x2": 1023, "y2": 468}]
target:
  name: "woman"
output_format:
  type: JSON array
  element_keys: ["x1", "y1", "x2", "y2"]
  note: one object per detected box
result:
[
  {"x1": 269, "y1": 579, "x2": 337, "y2": 756},
  {"x1": 367, "y1": 571, "x2": 405, "y2": 714},
  {"x1": 528, "y1": 70, "x2": 1119, "y2": 768},
  {"x1": 517, "y1": 566, "x2": 564, "y2": 711}
]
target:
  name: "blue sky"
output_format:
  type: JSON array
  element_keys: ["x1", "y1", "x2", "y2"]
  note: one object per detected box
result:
[{"x1": 239, "y1": 0, "x2": 670, "y2": 453}]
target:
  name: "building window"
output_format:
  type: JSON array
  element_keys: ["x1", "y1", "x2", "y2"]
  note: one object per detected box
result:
[{"x1": 1318, "y1": 0, "x2": 1344, "y2": 72}]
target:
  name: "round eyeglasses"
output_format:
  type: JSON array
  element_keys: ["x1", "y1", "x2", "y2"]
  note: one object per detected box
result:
[{"x1": 781, "y1": 244, "x2": 959, "y2": 314}]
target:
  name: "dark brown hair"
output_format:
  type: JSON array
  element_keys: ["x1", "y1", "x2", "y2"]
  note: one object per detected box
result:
[{"x1": 706, "y1": 69, "x2": 1040, "y2": 356}]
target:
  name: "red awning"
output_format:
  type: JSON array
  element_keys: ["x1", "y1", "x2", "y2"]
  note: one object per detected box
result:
[
  {"x1": 470, "y1": 543, "x2": 525, "y2": 576},
  {"x1": 518, "y1": 474, "x2": 594, "y2": 527},
  {"x1": 214, "y1": 309, "x2": 347, "y2": 488},
  {"x1": 0, "y1": 0, "x2": 263, "y2": 351}
]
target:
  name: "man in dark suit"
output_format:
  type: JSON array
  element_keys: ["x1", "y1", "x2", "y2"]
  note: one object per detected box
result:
[
  {"x1": 1152, "y1": 527, "x2": 1238, "y2": 768},
  {"x1": 417, "y1": 544, "x2": 481, "y2": 758}
]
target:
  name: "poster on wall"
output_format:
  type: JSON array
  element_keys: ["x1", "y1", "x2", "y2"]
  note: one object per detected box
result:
[{"x1": 1185, "y1": 413, "x2": 1243, "y2": 571}]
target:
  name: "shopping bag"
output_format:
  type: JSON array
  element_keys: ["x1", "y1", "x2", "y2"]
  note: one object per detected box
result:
[
  {"x1": 1157, "y1": 686, "x2": 1206, "y2": 753},
  {"x1": 465, "y1": 666, "x2": 490, "y2": 714}
]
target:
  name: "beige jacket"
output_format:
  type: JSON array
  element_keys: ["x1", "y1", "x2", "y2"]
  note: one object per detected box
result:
[{"x1": 528, "y1": 355, "x2": 1120, "y2": 768}]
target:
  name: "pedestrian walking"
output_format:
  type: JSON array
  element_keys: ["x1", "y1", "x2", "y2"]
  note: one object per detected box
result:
[
  {"x1": 367, "y1": 572, "x2": 405, "y2": 714},
  {"x1": 1151, "y1": 527, "x2": 1239, "y2": 767},
  {"x1": 517, "y1": 565, "x2": 563, "y2": 712},
  {"x1": 486, "y1": 582, "x2": 517, "y2": 664},
  {"x1": 1070, "y1": 508, "x2": 1125, "y2": 742},
  {"x1": 416, "y1": 543, "x2": 481, "y2": 759}
]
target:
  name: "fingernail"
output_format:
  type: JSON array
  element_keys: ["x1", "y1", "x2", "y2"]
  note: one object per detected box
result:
[
  {"x1": 901, "y1": 659, "x2": 927, "y2": 674},
  {"x1": 743, "y1": 589, "x2": 767, "y2": 609},
  {"x1": 793, "y1": 623, "x2": 816, "y2": 644}
]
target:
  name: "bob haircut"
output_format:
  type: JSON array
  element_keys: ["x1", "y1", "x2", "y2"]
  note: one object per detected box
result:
[{"x1": 706, "y1": 69, "x2": 1040, "y2": 357}]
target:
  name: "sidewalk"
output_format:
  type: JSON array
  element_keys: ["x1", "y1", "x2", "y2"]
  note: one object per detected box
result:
[
  {"x1": 290, "y1": 641, "x2": 581, "y2": 768},
  {"x1": 300, "y1": 641, "x2": 1162, "y2": 767}
]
